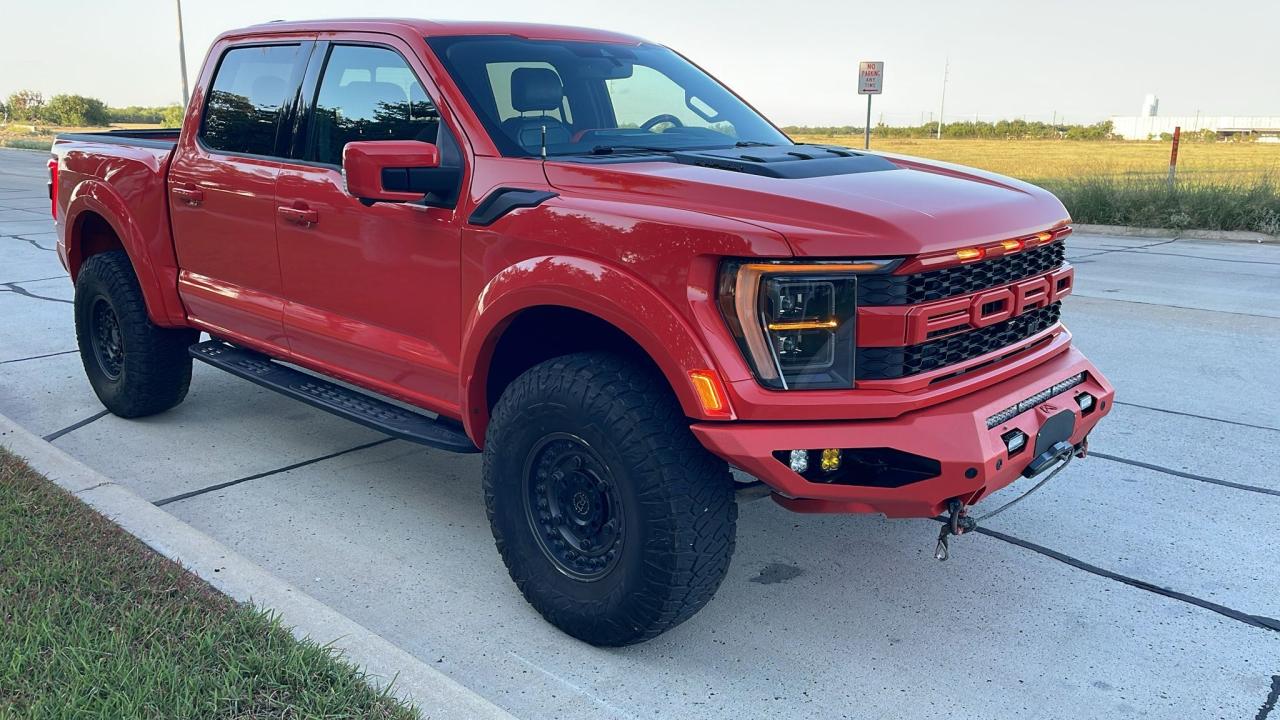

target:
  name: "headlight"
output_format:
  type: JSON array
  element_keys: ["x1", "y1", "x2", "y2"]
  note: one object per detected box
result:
[{"x1": 717, "y1": 259, "x2": 896, "y2": 389}]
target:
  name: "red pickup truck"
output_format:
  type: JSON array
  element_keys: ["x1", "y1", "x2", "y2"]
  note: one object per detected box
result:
[{"x1": 50, "y1": 19, "x2": 1113, "y2": 645}]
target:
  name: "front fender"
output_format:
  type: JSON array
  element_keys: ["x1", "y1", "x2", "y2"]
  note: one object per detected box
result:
[
  {"x1": 460, "y1": 255, "x2": 729, "y2": 442},
  {"x1": 64, "y1": 179, "x2": 186, "y2": 327}
]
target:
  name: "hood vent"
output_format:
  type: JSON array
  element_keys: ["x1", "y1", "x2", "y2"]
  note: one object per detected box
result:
[{"x1": 669, "y1": 144, "x2": 898, "y2": 179}]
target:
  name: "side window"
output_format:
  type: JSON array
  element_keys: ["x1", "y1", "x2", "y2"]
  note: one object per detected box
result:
[
  {"x1": 201, "y1": 44, "x2": 303, "y2": 156},
  {"x1": 484, "y1": 62, "x2": 571, "y2": 123},
  {"x1": 310, "y1": 45, "x2": 441, "y2": 165}
]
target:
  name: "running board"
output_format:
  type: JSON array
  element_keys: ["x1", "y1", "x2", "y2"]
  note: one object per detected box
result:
[{"x1": 190, "y1": 340, "x2": 478, "y2": 453}]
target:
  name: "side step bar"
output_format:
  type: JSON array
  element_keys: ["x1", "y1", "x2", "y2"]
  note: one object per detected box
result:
[{"x1": 190, "y1": 340, "x2": 478, "y2": 453}]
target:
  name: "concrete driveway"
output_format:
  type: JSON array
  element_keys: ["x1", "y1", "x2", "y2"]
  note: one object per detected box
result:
[{"x1": 2, "y1": 147, "x2": 1278, "y2": 720}]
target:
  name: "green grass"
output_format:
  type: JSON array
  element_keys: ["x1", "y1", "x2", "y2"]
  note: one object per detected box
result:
[
  {"x1": 1041, "y1": 175, "x2": 1280, "y2": 234},
  {"x1": 0, "y1": 138, "x2": 52, "y2": 150},
  {"x1": 0, "y1": 447, "x2": 421, "y2": 720}
]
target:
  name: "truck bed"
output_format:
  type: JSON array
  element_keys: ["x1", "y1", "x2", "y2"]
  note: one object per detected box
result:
[
  {"x1": 55, "y1": 128, "x2": 179, "y2": 150},
  {"x1": 51, "y1": 128, "x2": 184, "y2": 325}
]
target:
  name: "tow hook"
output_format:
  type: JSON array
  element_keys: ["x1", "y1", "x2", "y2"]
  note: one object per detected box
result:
[
  {"x1": 932, "y1": 441, "x2": 1078, "y2": 561},
  {"x1": 934, "y1": 499, "x2": 976, "y2": 561}
]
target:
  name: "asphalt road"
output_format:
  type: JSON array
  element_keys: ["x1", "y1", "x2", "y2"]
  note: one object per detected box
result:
[{"x1": 2, "y1": 147, "x2": 1278, "y2": 720}]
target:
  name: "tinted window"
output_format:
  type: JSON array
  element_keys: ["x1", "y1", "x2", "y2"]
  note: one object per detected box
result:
[
  {"x1": 201, "y1": 44, "x2": 302, "y2": 156},
  {"x1": 310, "y1": 45, "x2": 440, "y2": 165}
]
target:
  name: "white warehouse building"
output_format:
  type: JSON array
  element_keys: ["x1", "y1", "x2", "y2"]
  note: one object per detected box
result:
[{"x1": 1109, "y1": 115, "x2": 1280, "y2": 141}]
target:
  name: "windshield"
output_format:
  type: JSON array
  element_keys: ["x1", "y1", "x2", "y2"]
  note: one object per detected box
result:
[{"x1": 426, "y1": 36, "x2": 792, "y2": 157}]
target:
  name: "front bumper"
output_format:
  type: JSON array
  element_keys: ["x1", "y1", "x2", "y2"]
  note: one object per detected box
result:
[{"x1": 691, "y1": 346, "x2": 1113, "y2": 518}]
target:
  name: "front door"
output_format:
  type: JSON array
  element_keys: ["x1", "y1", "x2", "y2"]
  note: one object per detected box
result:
[
  {"x1": 169, "y1": 41, "x2": 311, "y2": 351},
  {"x1": 275, "y1": 41, "x2": 465, "y2": 414}
]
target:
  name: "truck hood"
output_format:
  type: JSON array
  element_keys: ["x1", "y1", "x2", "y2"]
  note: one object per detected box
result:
[{"x1": 543, "y1": 146, "x2": 1070, "y2": 257}]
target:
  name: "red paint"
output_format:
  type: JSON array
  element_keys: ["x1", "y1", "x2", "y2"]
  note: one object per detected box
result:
[
  {"x1": 47, "y1": 158, "x2": 58, "y2": 219},
  {"x1": 694, "y1": 347, "x2": 1114, "y2": 518},
  {"x1": 48, "y1": 19, "x2": 1112, "y2": 519},
  {"x1": 343, "y1": 140, "x2": 440, "y2": 203}
]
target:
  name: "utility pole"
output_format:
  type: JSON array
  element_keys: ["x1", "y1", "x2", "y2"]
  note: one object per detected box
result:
[
  {"x1": 936, "y1": 57, "x2": 948, "y2": 139},
  {"x1": 176, "y1": 0, "x2": 190, "y2": 108}
]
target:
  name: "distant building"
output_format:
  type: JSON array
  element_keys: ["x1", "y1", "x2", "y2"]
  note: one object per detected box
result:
[{"x1": 1109, "y1": 115, "x2": 1280, "y2": 141}]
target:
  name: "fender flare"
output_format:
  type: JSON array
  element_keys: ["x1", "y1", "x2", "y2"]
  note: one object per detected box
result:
[
  {"x1": 64, "y1": 180, "x2": 186, "y2": 326},
  {"x1": 459, "y1": 255, "x2": 729, "y2": 442}
]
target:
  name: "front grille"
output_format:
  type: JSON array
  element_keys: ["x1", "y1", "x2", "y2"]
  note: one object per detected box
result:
[
  {"x1": 857, "y1": 302, "x2": 1061, "y2": 380},
  {"x1": 858, "y1": 241, "x2": 1066, "y2": 306}
]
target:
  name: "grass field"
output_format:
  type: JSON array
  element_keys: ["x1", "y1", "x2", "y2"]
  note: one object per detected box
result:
[
  {"x1": 789, "y1": 135, "x2": 1280, "y2": 184},
  {"x1": 0, "y1": 447, "x2": 420, "y2": 720},
  {"x1": 788, "y1": 135, "x2": 1280, "y2": 233},
  {"x1": 0, "y1": 122, "x2": 159, "y2": 150}
]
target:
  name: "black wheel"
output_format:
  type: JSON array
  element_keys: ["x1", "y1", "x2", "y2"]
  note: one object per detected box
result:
[
  {"x1": 74, "y1": 251, "x2": 199, "y2": 418},
  {"x1": 484, "y1": 352, "x2": 737, "y2": 646}
]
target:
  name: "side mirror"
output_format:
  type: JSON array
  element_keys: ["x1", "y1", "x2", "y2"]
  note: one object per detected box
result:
[{"x1": 343, "y1": 140, "x2": 443, "y2": 203}]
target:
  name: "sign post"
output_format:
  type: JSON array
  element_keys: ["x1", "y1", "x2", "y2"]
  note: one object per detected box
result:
[
  {"x1": 858, "y1": 61, "x2": 883, "y2": 150},
  {"x1": 1167, "y1": 125, "x2": 1181, "y2": 189}
]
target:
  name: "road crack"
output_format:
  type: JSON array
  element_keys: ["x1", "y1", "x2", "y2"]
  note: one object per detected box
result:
[
  {"x1": 7, "y1": 234, "x2": 56, "y2": 252},
  {"x1": 0, "y1": 281, "x2": 71, "y2": 304}
]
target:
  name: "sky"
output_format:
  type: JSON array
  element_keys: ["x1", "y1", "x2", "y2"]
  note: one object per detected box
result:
[{"x1": 3, "y1": 0, "x2": 1277, "y2": 126}]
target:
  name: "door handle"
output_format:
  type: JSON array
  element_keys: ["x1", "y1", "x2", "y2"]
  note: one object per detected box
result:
[
  {"x1": 277, "y1": 205, "x2": 319, "y2": 227},
  {"x1": 172, "y1": 186, "x2": 204, "y2": 205}
]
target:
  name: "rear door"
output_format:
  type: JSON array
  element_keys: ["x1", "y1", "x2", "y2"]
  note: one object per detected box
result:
[
  {"x1": 274, "y1": 37, "x2": 467, "y2": 413},
  {"x1": 169, "y1": 40, "x2": 313, "y2": 351}
]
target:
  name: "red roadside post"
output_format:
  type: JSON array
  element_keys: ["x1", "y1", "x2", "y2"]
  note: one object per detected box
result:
[{"x1": 1167, "y1": 125, "x2": 1181, "y2": 189}]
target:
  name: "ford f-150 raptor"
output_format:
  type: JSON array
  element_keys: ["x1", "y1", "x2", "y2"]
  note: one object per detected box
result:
[{"x1": 49, "y1": 18, "x2": 1114, "y2": 646}]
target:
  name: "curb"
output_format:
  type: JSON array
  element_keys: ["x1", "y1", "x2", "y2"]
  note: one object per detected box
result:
[
  {"x1": 0, "y1": 413, "x2": 516, "y2": 720},
  {"x1": 1073, "y1": 224, "x2": 1278, "y2": 244}
]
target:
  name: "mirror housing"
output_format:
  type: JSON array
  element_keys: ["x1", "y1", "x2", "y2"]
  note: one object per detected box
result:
[{"x1": 343, "y1": 140, "x2": 442, "y2": 203}]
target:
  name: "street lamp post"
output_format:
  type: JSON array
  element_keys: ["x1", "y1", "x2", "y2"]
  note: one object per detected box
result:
[
  {"x1": 176, "y1": 0, "x2": 190, "y2": 108},
  {"x1": 936, "y1": 57, "x2": 948, "y2": 140}
]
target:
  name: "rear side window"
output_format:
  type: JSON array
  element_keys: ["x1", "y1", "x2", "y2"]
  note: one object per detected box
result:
[
  {"x1": 309, "y1": 45, "x2": 440, "y2": 165},
  {"x1": 201, "y1": 44, "x2": 303, "y2": 156}
]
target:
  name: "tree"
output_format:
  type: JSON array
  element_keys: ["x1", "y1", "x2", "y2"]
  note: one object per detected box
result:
[
  {"x1": 161, "y1": 104, "x2": 185, "y2": 127},
  {"x1": 5, "y1": 90, "x2": 45, "y2": 122},
  {"x1": 44, "y1": 94, "x2": 110, "y2": 126}
]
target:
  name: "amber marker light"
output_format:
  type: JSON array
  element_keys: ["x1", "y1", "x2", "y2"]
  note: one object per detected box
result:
[
  {"x1": 1001, "y1": 238, "x2": 1025, "y2": 253},
  {"x1": 766, "y1": 319, "x2": 839, "y2": 331},
  {"x1": 689, "y1": 370, "x2": 731, "y2": 417},
  {"x1": 956, "y1": 247, "x2": 985, "y2": 262}
]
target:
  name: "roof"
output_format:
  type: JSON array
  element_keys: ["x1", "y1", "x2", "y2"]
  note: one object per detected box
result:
[{"x1": 221, "y1": 18, "x2": 649, "y2": 45}]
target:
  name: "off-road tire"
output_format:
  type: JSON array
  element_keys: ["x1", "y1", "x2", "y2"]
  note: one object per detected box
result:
[
  {"x1": 484, "y1": 352, "x2": 737, "y2": 646},
  {"x1": 74, "y1": 251, "x2": 198, "y2": 418}
]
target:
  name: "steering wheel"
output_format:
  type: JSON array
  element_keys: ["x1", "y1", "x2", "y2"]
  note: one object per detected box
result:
[{"x1": 640, "y1": 114, "x2": 685, "y2": 132}]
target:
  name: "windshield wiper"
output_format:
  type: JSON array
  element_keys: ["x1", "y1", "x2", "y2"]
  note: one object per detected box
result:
[
  {"x1": 587, "y1": 144, "x2": 678, "y2": 155},
  {"x1": 734, "y1": 141, "x2": 778, "y2": 147}
]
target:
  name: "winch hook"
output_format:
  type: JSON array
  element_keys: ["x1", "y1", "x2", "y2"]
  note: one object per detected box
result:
[{"x1": 934, "y1": 498, "x2": 977, "y2": 561}]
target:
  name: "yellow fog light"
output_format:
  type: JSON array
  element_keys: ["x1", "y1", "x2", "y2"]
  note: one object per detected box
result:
[{"x1": 820, "y1": 448, "x2": 842, "y2": 472}]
